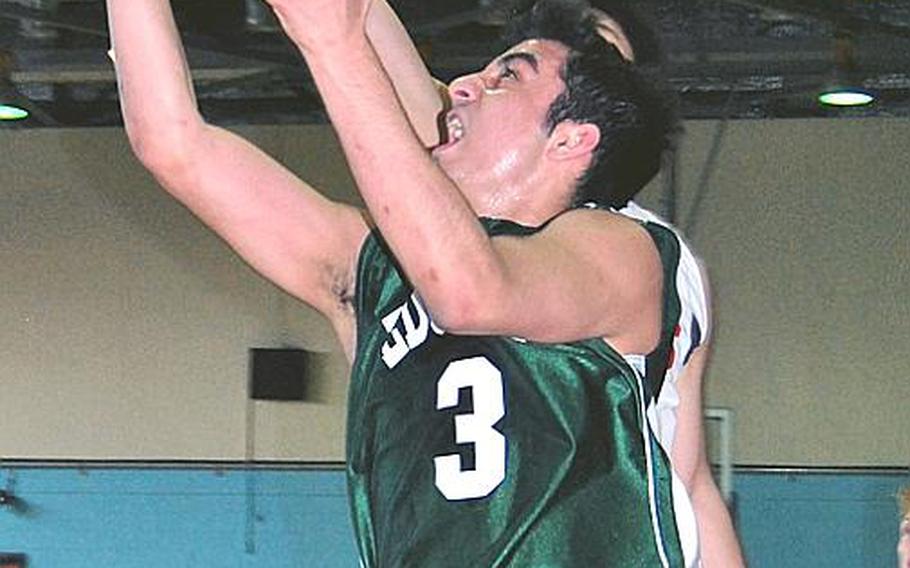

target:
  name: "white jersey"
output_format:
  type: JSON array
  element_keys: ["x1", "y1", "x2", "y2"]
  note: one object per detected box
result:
[
  {"x1": 618, "y1": 200, "x2": 712, "y2": 568},
  {"x1": 619, "y1": 201, "x2": 711, "y2": 450}
]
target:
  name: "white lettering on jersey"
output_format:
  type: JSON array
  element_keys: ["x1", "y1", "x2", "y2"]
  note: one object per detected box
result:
[{"x1": 380, "y1": 293, "x2": 445, "y2": 369}]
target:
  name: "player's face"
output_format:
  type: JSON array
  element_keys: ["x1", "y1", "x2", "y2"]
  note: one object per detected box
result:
[{"x1": 432, "y1": 40, "x2": 569, "y2": 214}]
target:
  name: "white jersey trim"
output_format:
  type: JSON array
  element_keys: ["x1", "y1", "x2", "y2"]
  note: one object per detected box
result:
[
  {"x1": 616, "y1": 201, "x2": 711, "y2": 452},
  {"x1": 633, "y1": 368, "x2": 671, "y2": 568},
  {"x1": 615, "y1": 201, "x2": 709, "y2": 568}
]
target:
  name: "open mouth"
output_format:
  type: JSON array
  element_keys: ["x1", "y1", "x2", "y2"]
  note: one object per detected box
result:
[
  {"x1": 447, "y1": 113, "x2": 465, "y2": 143},
  {"x1": 434, "y1": 112, "x2": 465, "y2": 152}
]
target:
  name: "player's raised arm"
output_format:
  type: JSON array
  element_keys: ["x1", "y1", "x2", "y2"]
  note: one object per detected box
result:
[
  {"x1": 366, "y1": 0, "x2": 449, "y2": 147},
  {"x1": 106, "y1": 0, "x2": 369, "y2": 357},
  {"x1": 264, "y1": 0, "x2": 664, "y2": 353},
  {"x1": 270, "y1": 0, "x2": 446, "y2": 145}
]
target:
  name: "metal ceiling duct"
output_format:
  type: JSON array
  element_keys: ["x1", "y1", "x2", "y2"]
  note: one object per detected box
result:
[{"x1": 11, "y1": 0, "x2": 61, "y2": 40}]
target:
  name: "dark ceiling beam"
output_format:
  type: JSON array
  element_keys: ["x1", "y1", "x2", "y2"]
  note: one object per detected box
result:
[
  {"x1": 728, "y1": 0, "x2": 910, "y2": 38},
  {"x1": 412, "y1": 8, "x2": 486, "y2": 35},
  {"x1": 0, "y1": 2, "x2": 301, "y2": 68},
  {"x1": 0, "y1": 45, "x2": 57, "y2": 126},
  {"x1": 0, "y1": 2, "x2": 106, "y2": 38},
  {"x1": 0, "y1": 79, "x2": 59, "y2": 126}
]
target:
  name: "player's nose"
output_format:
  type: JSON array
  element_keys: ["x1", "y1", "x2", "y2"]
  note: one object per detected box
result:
[{"x1": 448, "y1": 73, "x2": 482, "y2": 105}]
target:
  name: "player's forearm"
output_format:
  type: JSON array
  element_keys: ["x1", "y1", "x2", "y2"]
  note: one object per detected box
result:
[
  {"x1": 365, "y1": 1, "x2": 447, "y2": 147},
  {"x1": 106, "y1": 0, "x2": 203, "y2": 165},
  {"x1": 300, "y1": 39, "x2": 504, "y2": 327},
  {"x1": 270, "y1": 0, "x2": 446, "y2": 145},
  {"x1": 690, "y1": 468, "x2": 747, "y2": 567}
]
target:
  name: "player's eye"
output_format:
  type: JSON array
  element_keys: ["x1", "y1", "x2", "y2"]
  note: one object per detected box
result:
[{"x1": 499, "y1": 66, "x2": 518, "y2": 81}]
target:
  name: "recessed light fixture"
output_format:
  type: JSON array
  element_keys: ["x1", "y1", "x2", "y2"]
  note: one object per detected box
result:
[
  {"x1": 0, "y1": 103, "x2": 29, "y2": 121},
  {"x1": 818, "y1": 88, "x2": 875, "y2": 107}
]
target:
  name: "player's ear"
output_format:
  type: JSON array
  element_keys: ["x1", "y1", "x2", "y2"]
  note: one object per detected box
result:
[{"x1": 546, "y1": 121, "x2": 601, "y2": 162}]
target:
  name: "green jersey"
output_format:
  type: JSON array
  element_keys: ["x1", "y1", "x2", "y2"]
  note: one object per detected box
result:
[{"x1": 348, "y1": 217, "x2": 684, "y2": 567}]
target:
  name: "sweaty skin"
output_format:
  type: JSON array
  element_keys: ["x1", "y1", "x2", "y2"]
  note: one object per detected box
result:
[
  {"x1": 265, "y1": 3, "x2": 744, "y2": 565},
  {"x1": 267, "y1": 0, "x2": 665, "y2": 353},
  {"x1": 109, "y1": 0, "x2": 738, "y2": 565}
]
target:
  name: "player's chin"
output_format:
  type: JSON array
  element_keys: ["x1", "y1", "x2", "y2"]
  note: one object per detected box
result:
[{"x1": 431, "y1": 143, "x2": 462, "y2": 172}]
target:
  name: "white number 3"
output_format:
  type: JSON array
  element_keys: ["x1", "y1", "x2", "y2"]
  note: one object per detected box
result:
[{"x1": 434, "y1": 357, "x2": 506, "y2": 501}]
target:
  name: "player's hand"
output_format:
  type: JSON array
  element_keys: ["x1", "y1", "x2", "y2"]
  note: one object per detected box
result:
[{"x1": 265, "y1": 0, "x2": 374, "y2": 53}]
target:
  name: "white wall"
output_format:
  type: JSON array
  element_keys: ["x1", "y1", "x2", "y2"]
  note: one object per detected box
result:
[
  {"x1": 1, "y1": 126, "x2": 354, "y2": 461},
  {"x1": 2, "y1": 119, "x2": 908, "y2": 466},
  {"x1": 638, "y1": 118, "x2": 910, "y2": 466}
]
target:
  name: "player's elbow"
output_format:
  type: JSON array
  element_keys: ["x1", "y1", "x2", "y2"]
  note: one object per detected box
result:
[
  {"x1": 425, "y1": 289, "x2": 485, "y2": 334},
  {"x1": 685, "y1": 458, "x2": 717, "y2": 497},
  {"x1": 423, "y1": 274, "x2": 505, "y2": 335},
  {"x1": 124, "y1": 112, "x2": 205, "y2": 176}
]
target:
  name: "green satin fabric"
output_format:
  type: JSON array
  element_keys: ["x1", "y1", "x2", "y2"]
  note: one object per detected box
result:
[{"x1": 347, "y1": 218, "x2": 684, "y2": 567}]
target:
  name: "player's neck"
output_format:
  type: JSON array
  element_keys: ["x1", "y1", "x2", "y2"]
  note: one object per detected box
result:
[{"x1": 473, "y1": 166, "x2": 575, "y2": 226}]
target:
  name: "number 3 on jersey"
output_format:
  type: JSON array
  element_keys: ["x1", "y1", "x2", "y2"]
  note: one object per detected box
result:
[{"x1": 434, "y1": 357, "x2": 506, "y2": 501}]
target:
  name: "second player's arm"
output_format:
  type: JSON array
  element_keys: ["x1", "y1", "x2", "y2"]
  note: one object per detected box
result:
[
  {"x1": 365, "y1": 0, "x2": 447, "y2": 146},
  {"x1": 107, "y1": 0, "x2": 368, "y2": 356},
  {"x1": 672, "y1": 346, "x2": 747, "y2": 567}
]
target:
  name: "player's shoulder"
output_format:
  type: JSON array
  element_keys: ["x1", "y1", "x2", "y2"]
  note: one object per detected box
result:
[
  {"x1": 544, "y1": 204, "x2": 650, "y2": 240},
  {"x1": 537, "y1": 207, "x2": 661, "y2": 281}
]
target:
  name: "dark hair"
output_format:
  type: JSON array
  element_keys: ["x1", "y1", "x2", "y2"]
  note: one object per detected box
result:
[{"x1": 505, "y1": 0, "x2": 678, "y2": 208}]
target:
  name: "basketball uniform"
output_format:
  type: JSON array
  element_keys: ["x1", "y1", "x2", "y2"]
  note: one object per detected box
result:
[
  {"x1": 619, "y1": 201, "x2": 712, "y2": 568},
  {"x1": 347, "y1": 217, "x2": 685, "y2": 567}
]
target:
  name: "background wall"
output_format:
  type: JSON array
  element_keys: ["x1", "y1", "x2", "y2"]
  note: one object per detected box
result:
[
  {"x1": 0, "y1": 465, "x2": 906, "y2": 568},
  {"x1": 0, "y1": 126, "x2": 354, "y2": 462},
  {"x1": 636, "y1": 118, "x2": 910, "y2": 466},
  {"x1": 1, "y1": 119, "x2": 908, "y2": 466}
]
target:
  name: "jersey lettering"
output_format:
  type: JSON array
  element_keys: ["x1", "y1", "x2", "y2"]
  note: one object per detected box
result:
[
  {"x1": 434, "y1": 357, "x2": 506, "y2": 501},
  {"x1": 381, "y1": 293, "x2": 444, "y2": 369}
]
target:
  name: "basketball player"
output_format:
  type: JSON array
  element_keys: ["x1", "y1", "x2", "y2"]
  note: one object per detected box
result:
[
  {"x1": 110, "y1": 0, "x2": 685, "y2": 564},
  {"x1": 291, "y1": 0, "x2": 744, "y2": 564}
]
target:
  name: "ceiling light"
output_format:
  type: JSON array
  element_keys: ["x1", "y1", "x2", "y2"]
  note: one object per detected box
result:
[
  {"x1": 0, "y1": 104, "x2": 29, "y2": 121},
  {"x1": 818, "y1": 30, "x2": 876, "y2": 108},
  {"x1": 818, "y1": 87, "x2": 875, "y2": 107}
]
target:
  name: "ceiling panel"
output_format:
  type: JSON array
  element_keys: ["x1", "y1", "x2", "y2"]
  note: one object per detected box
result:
[{"x1": 1, "y1": 0, "x2": 909, "y2": 127}]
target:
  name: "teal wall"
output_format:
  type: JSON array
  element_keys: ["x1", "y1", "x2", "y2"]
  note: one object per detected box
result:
[
  {"x1": 0, "y1": 465, "x2": 357, "y2": 567},
  {"x1": 0, "y1": 464, "x2": 907, "y2": 567},
  {"x1": 736, "y1": 470, "x2": 908, "y2": 567}
]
